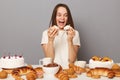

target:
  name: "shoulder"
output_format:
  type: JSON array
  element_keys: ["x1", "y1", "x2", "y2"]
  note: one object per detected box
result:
[
  {"x1": 74, "y1": 30, "x2": 79, "y2": 35},
  {"x1": 42, "y1": 29, "x2": 48, "y2": 34}
]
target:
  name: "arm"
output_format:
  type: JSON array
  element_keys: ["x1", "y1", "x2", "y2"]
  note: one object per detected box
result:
[
  {"x1": 67, "y1": 27, "x2": 80, "y2": 63},
  {"x1": 42, "y1": 27, "x2": 58, "y2": 59},
  {"x1": 68, "y1": 40, "x2": 80, "y2": 63},
  {"x1": 42, "y1": 40, "x2": 55, "y2": 59}
]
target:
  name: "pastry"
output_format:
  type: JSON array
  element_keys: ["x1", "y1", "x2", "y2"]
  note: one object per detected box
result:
[
  {"x1": 92, "y1": 56, "x2": 101, "y2": 61},
  {"x1": 101, "y1": 57, "x2": 112, "y2": 62},
  {"x1": 63, "y1": 68, "x2": 75, "y2": 75},
  {"x1": 56, "y1": 71, "x2": 69, "y2": 80},
  {"x1": 34, "y1": 67, "x2": 44, "y2": 78},
  {"x1": 69, "y1": 63, "x2": 86, "y2": 74},
  {"x1": 12, "y1": 66, "x2": 36, "y2": 80},
  {"x1": 2, "y1": 68, "x2": 13, "y2": 74},
  {"x1": 112, "y1": 64, "x2": 120, "y2": 70},
  {"x1": 26, "y1": 72, "x2": 37, "y2": 80},
  {"x1": 89, "y1": 56, "x2": 114, "y2": 69},
  {"x1": 111, "y1": 64, "x2": 120, "y2": 77},
  {"x1": 0, "y1": 70, "x2": 8, "y2": 79},
  {"x1": 87, "y1": 68, "x2": 115, "y2": 79}
]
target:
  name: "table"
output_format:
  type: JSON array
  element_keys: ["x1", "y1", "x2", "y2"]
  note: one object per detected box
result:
[{"x1": 1, "y1": 65, "x2": 120, "y2": 80}]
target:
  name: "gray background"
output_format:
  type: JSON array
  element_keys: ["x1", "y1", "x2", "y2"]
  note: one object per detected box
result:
[{"x1": 0, "y1": 0, "x2": 120, "y2": 65}]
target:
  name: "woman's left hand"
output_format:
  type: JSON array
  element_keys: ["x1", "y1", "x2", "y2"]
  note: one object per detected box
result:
[{"x1": 66, "y1": 26, "x2": 75, "y2": 41}]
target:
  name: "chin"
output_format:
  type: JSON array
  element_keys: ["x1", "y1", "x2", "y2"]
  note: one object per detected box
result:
[{"x1": 58, "y1": 26, "x2": 64, "y2": 29}]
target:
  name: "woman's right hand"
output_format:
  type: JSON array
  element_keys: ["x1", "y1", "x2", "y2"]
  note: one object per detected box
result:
[{"x1": 47, "y1": 26, "x2": 59, "y2": 41}]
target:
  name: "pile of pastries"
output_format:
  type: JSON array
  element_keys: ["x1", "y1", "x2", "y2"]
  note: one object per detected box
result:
[
  {"x1": 0, "y1": 56, "x2": 120, "y2": 80},
  {"x1": 87, "y1": 56, "x2": 120, "y2": 79},
  {"x1": 0, "y1": 65, "x2": 44, "y2": 80}
]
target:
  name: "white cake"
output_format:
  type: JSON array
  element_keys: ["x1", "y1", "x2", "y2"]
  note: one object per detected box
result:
[
  {"x1": 64, "y1": 25, "x2": 70, "y2": 30},
  {"x1": 0, "y1": 55, "x2": 25, "y2": 68},
  {"x1": 89, "y1": 59, "x2": 114, "y2": 69}
]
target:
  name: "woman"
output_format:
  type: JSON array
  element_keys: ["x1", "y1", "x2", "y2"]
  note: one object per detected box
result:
[{"x1": 41, "y1": 3, "x2": 81, "y2": 69}]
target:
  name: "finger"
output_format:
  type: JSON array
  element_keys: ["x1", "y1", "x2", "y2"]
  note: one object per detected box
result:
[{"x1": 51, "y1": 29, "x2": 58, "y2": 36}]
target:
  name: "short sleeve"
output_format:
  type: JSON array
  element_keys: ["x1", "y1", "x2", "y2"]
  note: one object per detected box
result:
[
  {"x1": 73, "y1": 30, "x2": 81, "y2": 47},
  {"x1": 41, "y1": 30, "x2": 48, "y2": 44}
]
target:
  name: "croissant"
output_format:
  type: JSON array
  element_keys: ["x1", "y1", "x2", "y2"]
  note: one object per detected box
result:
[
  {"x1": 34, "y1": 67, "x2": 44, "y2": 78},
  {"x1": 12, "y1": 66, "x2": 36, "y2": 80},
  {"x1": 63, "y1": 68, "x2": 75, "y2": 75},
  {"x1": 26, "y1": 72, "x2": 37, "y2": 80},
  {"x1": 56, "y1": 71, "x2": 69, "y2": 80},
  {"x1": 87, "y1": 68, "x2": 115, "y2": 79},
  {"x1": 69, "y1": 63, "x2": 86, "y2": 74}
]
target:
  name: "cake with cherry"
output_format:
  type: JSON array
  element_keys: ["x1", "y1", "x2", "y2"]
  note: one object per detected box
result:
[{"x1": 0, "y1": 55, "x2": 25, "y2": 69}]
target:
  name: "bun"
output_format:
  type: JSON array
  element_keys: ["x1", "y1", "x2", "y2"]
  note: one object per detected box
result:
[
  {"x1": 2, "y1": 68, "x2": 13, "y2": 74},
  {"x1": 112, "y1": 64, "x2": 120, "y2": 70},
  {"x1": 101, "y1": 57, "x2": 112, "y2": 62},
  {"x1": 92, "y1": 56, "x2": 101, "y2": 61},
  {"x1": 0, "y1": 70, "x2": 8, "y2": 79},
  {"x1": 112, "y1": 64, "x2": 120, "y2": 77}
]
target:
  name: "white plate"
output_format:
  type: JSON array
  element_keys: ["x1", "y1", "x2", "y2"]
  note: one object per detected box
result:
[{"x1": 0, "y1": 63, "x2": 27, "y2": 69}]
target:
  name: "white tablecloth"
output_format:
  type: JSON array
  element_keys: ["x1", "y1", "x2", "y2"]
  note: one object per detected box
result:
[{"x1": 1, "y1": 65, "x2": 120, "y2": 80}]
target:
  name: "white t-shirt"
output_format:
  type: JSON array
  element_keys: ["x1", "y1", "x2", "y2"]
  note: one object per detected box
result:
[{"x1": 41, "y1": 30, "x2": 81, "y2": 69}]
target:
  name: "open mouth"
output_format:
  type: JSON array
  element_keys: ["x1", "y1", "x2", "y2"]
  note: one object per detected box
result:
[{"x1": 58, "y1": 21, "x2": 65, "y2": 26}]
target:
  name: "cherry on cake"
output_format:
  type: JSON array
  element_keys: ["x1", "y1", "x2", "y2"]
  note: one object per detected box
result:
[{"x1": 0, "y1": 55, "x2": 25, "y2": 68}]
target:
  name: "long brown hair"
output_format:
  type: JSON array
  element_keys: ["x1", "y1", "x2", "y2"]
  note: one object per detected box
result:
[{"x1": 49, "y1": 3, "x2": 74, "y2": 28}]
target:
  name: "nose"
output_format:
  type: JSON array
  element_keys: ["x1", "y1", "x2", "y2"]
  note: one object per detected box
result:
[{"x1": 61, "y1": 15, "x2": 65, "y2": 20}]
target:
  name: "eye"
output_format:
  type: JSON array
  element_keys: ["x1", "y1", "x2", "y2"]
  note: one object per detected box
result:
[
  {"x1": 57, "y1": 13, "x2": 61, "y2": 17},
  {"x1": 64, "y1": 13, "x2": 68, "y2": 17}
]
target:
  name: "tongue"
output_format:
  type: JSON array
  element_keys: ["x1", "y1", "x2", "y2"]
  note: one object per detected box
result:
[{"x1": 59, "y1": 22, "x2": 64, "y2": 26}]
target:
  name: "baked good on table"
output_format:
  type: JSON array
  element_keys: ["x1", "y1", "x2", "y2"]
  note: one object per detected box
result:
[
  {"x1": 89, "y1": 56, "x2": 114, "y2": 69},
  {"x1": 12, "y1": 66, "x2": 37, "y2": 80},
  {"x1": 55, "y1": 63, "x2": 86, "y2": 80},
  {"x1": 34, "y1": 67, "x2": 44, "y2": 78},
  {"x1": 0, "y1": 70, "x2": 8, "y2": 79},
  {"x1": 26, "y1": 72, "x2": 37, "y2": 80},
  {"x1": 2, "y1": 68, "x2": 14, "y2": 74},
  {"x1": 101, "y1": 56, "x2": 112, "y2": 62},
  {"x1": 56, "y1": 71, "x2": 69, "y2": 80},
  {"x1": 112, "y1": 64, "x2": 120, "y2": 70},
  {"x1": 111, "y1": 64, "x2": 120, "y2": 77},
  {"x1": 0, "y1": 55, "x2": 25, "y2": 69},
  {"x1": 92, "y1": 56, "x2": 101, "y2": 61},
  {"x1": 69, "y1": 63, "x2": 86, "y2": 74},
  {"x1": 87, "y1": 68, "x2": 115, "y2": 79}
]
